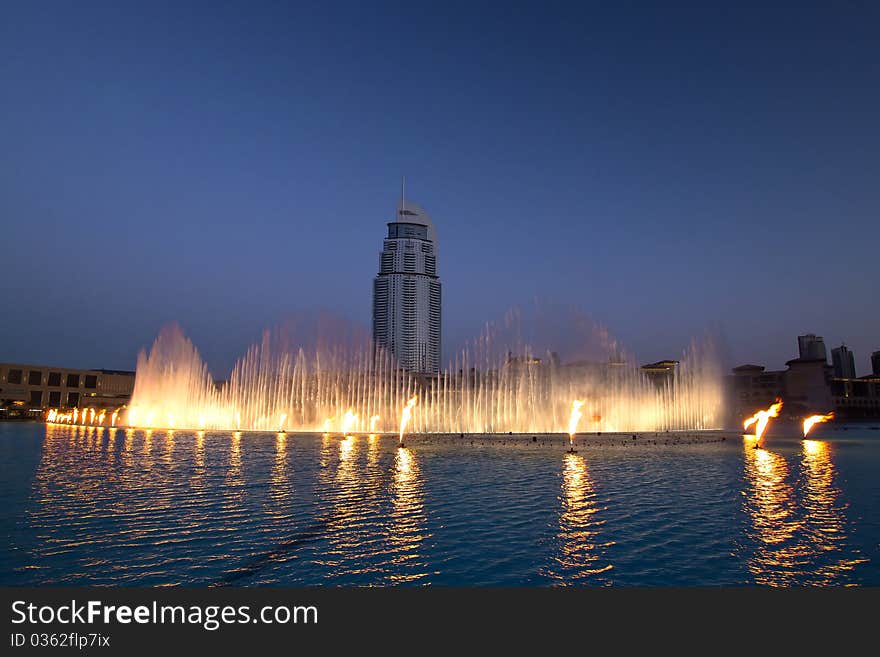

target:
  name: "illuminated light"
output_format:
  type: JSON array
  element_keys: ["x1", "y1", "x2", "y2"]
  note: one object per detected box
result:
[
  {"x1": 370, "y1": 415, "x2": 380, "y2": 432},
  {"x1": 279, "y1": 412, "x2": 287, "y2": 433},
  {"x1": 803, "y1": 438, "x2": 822, "y2": 456},
  {"x1": 398, "y1": 396, "x2": 418, "y2": 447},
  {"x1": 322, "y1": 418, "x2": 332, "y2": 433},
  {"x1": 568, "y1": 400, "x2": 585, "y2": 451},
  {"x1": 803, "y1": 412, "x2": 834, "y2": 437},
  {"x1": 124, "y1": 323, "x2": 724, "y2": 436},
  {"x1": 47, "y1": 409, "x2": 57, "y2": 423},
  {"x1": 341, "y1": 409, "x2": 358, "y2": 436},
  {"x1": 743, "y1": 399, "x2": 783, "y2": 444}
]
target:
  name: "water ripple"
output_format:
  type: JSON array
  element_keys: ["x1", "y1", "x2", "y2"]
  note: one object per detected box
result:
[{"x1": 0, "y1": 424, "x2": 876, "y2": 585}]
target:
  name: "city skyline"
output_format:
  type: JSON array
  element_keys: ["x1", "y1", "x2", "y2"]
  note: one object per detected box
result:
[{"x1": 1, "y1": 3, "x2": 877, "y2": 376}]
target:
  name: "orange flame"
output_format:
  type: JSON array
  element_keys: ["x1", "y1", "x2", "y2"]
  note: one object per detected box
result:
[
  {"x1": 399, "y1": 396, "x2": 418, "y2": 446},
  {"x1": 568, "y1": 400, "x2": 585, "y2": 445},
  {"x1": 803, "y1": 412, "x2": 834, "y2": 437},
  {"x1": 743, "y1": 399, "x2": 783, "y2": 442}
]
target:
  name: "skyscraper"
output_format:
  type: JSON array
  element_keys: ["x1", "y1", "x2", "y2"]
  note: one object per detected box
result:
[
  {"x1": 372, "y1": 196, "x2": 441, "y2": 374},
  {"x1": 873, "y1": 350, "x2": 880, "y2": 377},
  {"x1": 831, "y1": 344, "x2": 856, "y2": 379},
  {"x1": 798, "y1": 334, "x2": 827, "y2": 362}
]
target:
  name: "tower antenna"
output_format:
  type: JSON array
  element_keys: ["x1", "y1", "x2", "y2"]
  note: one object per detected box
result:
[{"x1": 401, "y1": 175, "x2": 406, "y2": 215}]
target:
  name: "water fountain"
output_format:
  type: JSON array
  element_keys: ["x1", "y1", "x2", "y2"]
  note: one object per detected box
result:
[{"x1": 124, "y1": 307, "x2": 724, "y2": 435}]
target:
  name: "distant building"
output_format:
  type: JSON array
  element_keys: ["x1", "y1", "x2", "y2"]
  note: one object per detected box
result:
[
  {"x1": 0, "y1": 362, "x2": 134, "y2": 418},
  {"x1": 831, "y1": 344, "x2": 856, "y2": 379},
  {"x1": 641, "y1": 360, "x2": 679, "y2": 388},
  {"x1": 872, "y1": 350, "x2": 880, "y2": 377},
  {"x1": 372, "y1": 195, "x2": 441, "y2": 374},
  {"x1": 830, "y1": 374, "x2": 880, "y2": 419},
  {"x1": 797, "y1": 334, "x2": 827, "y2": 362},
  {"x1": 730, "y1": 358, "x2": 832, "y2": 418},
  {"x1": 730, "y1": 364, "x2": 786, "y2": 416},
  {"x1": 784, "y1": 358, "x2": 833, "y2": 415}
]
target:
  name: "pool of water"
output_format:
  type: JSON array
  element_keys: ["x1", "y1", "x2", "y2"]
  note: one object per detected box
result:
[{"x1": 2, "y1": 422, "x2": 878, "y2": 585}]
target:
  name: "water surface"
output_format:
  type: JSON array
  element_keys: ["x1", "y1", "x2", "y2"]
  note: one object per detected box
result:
[{"x1": 2, "y1": 423, "x2": 878, "y2": 585}]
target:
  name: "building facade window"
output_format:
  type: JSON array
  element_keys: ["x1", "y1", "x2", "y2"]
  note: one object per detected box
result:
[
  {"x1": 84, "y1": 375, "x2": 98, "y2": 389},
  {"x1": 48, "y1": 372, "x2": 62, "y2": 387},
  {"x1": 66, "y1": 374, "x2": 80, "y2": 388},
  {"x1": 8, "y1": 369, "x2": 23, "y2": 384}
]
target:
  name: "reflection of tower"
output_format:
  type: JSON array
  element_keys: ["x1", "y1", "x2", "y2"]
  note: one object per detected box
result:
[{"x1": 372, "y1": 183, "x2": 441, "y2": 374}]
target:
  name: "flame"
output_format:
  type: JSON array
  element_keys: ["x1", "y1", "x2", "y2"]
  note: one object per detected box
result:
[
  {"x1": 743, "y1": 399, "x2": 783, "y2": 442},
  {"x1": 803, "y1": 412, "x2": 834, "y2": 437},
  {"x1": 370, "y1": 415, "x2": 380, "y2": 432},
  {"x1": 568, "y1": 400, "x2": 585, "y2": 446},
  {"x1": 399, "y1": 396, "x2": 418, "y2": 446},
  {"x1": 341, "y1": 409, "x2": 358, "y2": 435}
]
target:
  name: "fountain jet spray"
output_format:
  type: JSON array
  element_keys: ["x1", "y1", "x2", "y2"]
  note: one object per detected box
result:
[
  {"x1": 342, "y1": 409, "x2": 358, "y2": 436},
  {"x1": 743, "y1": 399, "x2": 783, "y2": 446},
  {"x1": 803, "y1": 412, "x2": 834, "y2": 437},
  {"x1": 568, "y1": 400, "x2": 585, "y2": 452},
  {"x1": 370, "y1": 415, "x2": 380, "y2": 432},
  {"x1": 279, "y1": 412, "x2": 287, "y2": 433},
  {"x1": 399, "y1": 396, "x2": 418, "y2": 448}
]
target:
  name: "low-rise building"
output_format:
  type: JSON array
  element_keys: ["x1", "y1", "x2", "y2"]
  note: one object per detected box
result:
[{"x1": 0, "y1": 362, "x2": 135, "y2": 418}]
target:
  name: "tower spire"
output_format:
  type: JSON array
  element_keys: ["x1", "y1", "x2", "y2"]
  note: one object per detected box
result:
[{"x1": 401, "y1": 175, "x2": 406, "y2": 215}]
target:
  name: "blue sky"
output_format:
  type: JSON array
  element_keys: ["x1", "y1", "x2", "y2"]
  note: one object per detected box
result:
[{"x1": 1, "y1": 1, "x2": 878, "y2": 375}]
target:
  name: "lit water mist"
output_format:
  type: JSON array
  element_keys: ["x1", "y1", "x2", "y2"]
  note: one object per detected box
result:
[{"x1": 127, "y1": 309, "x2": 724, "y2": 433}]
